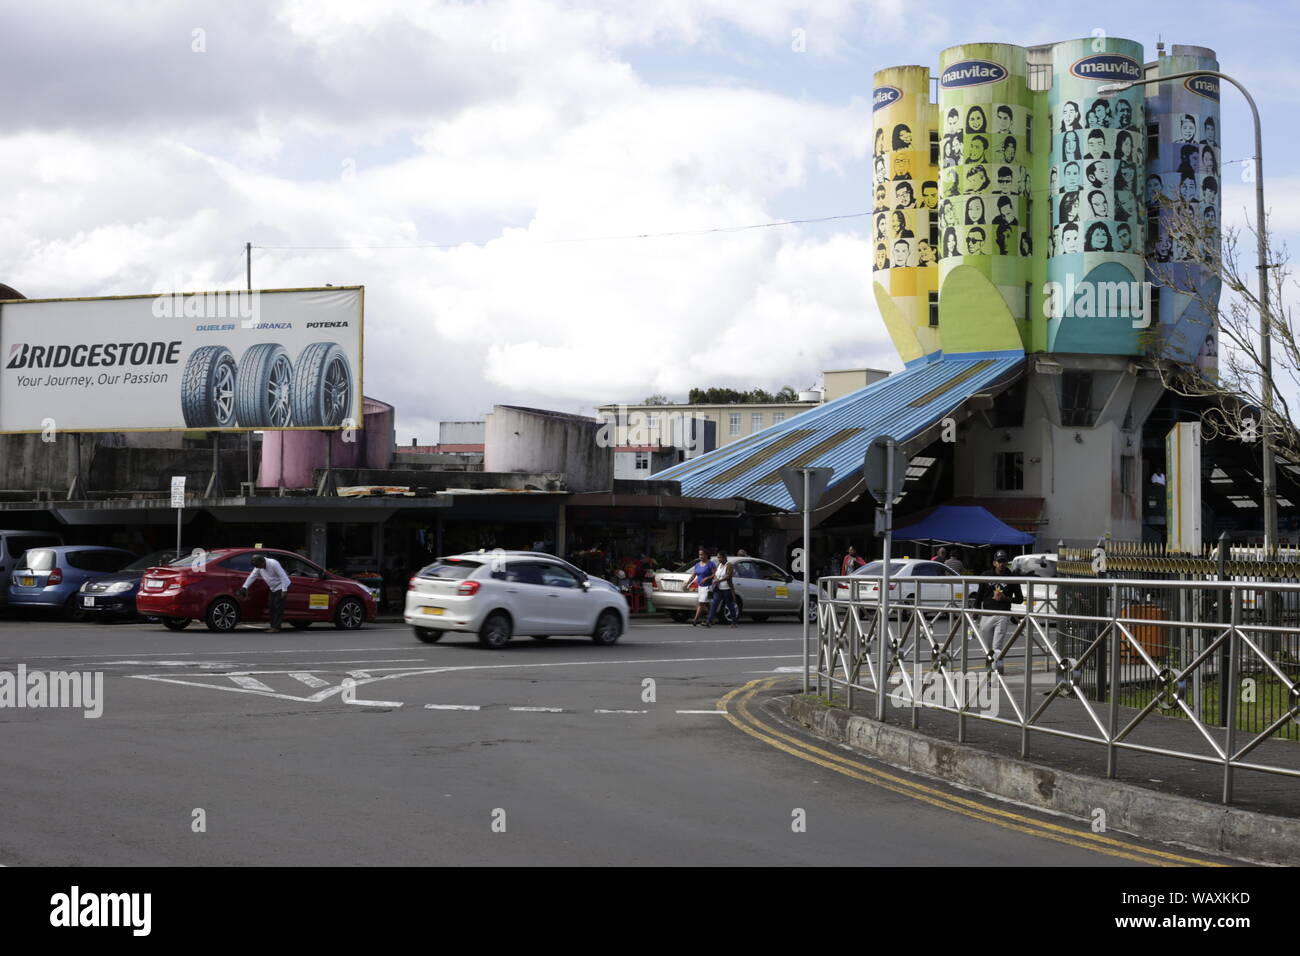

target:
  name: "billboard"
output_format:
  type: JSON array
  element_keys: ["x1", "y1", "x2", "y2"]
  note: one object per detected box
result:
[{"x1": 0, "y1": 287, "x2": 362, "y2": 433}]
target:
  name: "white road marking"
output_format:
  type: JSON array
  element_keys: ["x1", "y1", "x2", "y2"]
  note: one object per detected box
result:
[
  {"x1": 676, "y1": 709, "x2": 728, "y2": 715},
  {"x1": 229, "y1": 675, "x2": 274, "y2": 692},
  {"x1": 509, "y1": 706, "x2": 564, "y2": 713},
  {"x1": 291, "y1": 673, "x2": 330, "y2": 688},
  {"x1": 594, "y1": 709, "x2": 647, "y2": 714},
  {"x1": 128, "y1": 654, "x2": 801, "y2": 704},
  {"x1": 424, "y1": 704, "x2": 481, "y2": 711},
  {"x1": 345, "y1": 698, "x2": 404, "y2": 708}
]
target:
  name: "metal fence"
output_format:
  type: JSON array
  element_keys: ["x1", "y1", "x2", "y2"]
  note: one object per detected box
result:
[{"x1": 814, "y1": 571, "x2": 1300, "y2": 804}]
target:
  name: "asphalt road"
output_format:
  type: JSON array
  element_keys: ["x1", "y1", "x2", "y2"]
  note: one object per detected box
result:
[{"x1": 0, "y1": 614, "x2": 1236, "y2": 866}]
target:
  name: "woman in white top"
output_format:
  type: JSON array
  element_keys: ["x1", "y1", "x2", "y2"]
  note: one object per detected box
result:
[{"x1": 705, "y1": 551, "x2": 739, "y2": 628}]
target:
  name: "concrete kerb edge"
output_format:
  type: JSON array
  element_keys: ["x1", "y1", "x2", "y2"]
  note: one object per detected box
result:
[{"x1": 785, "y1": 695, "x2": 1300, "y2": 866}]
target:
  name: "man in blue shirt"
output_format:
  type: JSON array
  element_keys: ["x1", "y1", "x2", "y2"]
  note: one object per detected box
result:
[{"x1": 688, "y1": 548, "x2": 715, "y2": 627}]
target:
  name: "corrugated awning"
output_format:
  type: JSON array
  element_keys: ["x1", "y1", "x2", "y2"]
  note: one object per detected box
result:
[{"x1": 655, "y1": 352, "x2": 1025, "y2": 511}]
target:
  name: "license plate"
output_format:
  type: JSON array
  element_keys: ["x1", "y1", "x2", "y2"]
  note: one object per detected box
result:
[
  {"x1": 145, "y1": 577, "x2": 163, "y2": 588},
  {"x1": 421, "y1": 606, "x2": 444, "y2": 616},
  {"x1": 20, "y1": 577, "x2": 34, "y2": 587},
  {"x1": 83, "y1": 597, "x2": 95, "y2": 607},
  {"x1": 663, "y1": 580, "x2": 682, "y2": 591}
]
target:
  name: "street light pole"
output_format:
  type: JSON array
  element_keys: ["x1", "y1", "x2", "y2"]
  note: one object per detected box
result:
[{"x1": 1100, "y1": 70, "x2": 1276, "y2": 552}]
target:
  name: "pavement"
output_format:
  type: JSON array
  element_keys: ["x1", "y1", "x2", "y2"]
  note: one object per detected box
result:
[{"x1": 0, "y1": 613, "x2": 1244, "y2": 865}]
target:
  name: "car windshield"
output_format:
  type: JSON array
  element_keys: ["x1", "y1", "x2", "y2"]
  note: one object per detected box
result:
[
  {"x1": 419, "y1": 559, "x2": 483, "y2": 579},
  {"x1": 127, "y1": 550, "x2": 184, "y2": 572},
  {"x1": 854, "y1": 561, "x2": 907, "y2": 576}
]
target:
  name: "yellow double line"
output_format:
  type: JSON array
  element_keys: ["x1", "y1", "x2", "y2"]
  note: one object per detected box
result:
[{"x1": 717, "y1": 677, "x2": 1225, "y2": 867}]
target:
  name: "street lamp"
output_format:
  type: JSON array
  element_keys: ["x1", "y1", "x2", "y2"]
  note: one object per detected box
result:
[{"x1": 1099, "y1": 71, "x2": 1277, "y2": 553}]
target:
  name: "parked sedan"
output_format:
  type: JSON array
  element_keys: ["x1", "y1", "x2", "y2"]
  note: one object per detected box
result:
[
  {"x1": 7, "y1": 546, "x2": 139, "y2": 619},
  {"x1": 136, "y1": 548, "x2": 377, "y2": 632},
  {"x1": 405, "y1": 552, "x2": 628, "y2": 648},
  {"x1": 78, "y1": 549, "x2": 184, "y2": 621},
  {"x1": 837, "y1": 559, "x2": 967, "y2": 608},
  {"x1": 652, "y1": 556, "x2": 816, "y2": 623}
]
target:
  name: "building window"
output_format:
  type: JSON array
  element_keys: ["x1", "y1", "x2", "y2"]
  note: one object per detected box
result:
[
  {"x1": 1147, "y1": 122, "x2": 1159, "y2": 163},
  {"x1": 647, "y1": 413, "x2": 659, "y2": 430},
  {"x1": 929, "y1": 131, "x2": 939, "y2": 166},
  {"x1": 634, "y1": 452, "x2": 650, "y2": 471},
  {"x1": 772, "y1": 412, "x2": 785, "y2": 424},
  {"x1": 729, "y1": 413, "x2": 741, "y2": 436},
  {"x1": 928, "y1": 291, "x2": 939, "y2": 327},
  {"x1": 996, "y1": 452, "x2": 1024, "y2": 491},
  {"x1": 1060, "y1": 371, "x2": 1095, "y2": 427},
  {"x1": 751, "y1": 412, "x2": 763, "y2": 430}
]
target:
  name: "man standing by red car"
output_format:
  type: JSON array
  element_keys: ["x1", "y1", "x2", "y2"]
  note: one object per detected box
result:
[{"x1": 237, "y1": 554, "x2": 291, "y2": 633}]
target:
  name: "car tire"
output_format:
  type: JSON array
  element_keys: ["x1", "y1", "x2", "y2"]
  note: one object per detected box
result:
[
  {"x1": 726, "y1": 597, "x2": 744, "y2": 624},
  {"x1": 805, "y1": 598, "x2": 818, "y2": 624},
  {"x1": 289, "y1": 620, "x2": 312, "y2": 630},
  {"x1": 291, "y1": 342, "x2": 353, "y2": 427},
  {"x1": 62, "y1": 594, "x2": 87, "y2": 622},
  {"x1": 478, "y1": 611, "x2": 512, "y2": 648},
  {"x1": 162, "y1": 617, "x2": 191, "y2": 631},
  {"x1": 206, "y1": 597, "x2": 240, "y2": 633},
  {"x1": 591, "y1": 609, "x2": 622, "y2": 645},
  {"x1": 181, "y1": 345, "x2": 239, "y2": 427},
  {"x1": 668, "y1": 611, "x2": 690, "y2": 623},
  {"x1": 413, "y1": 626, "x2": 443, "y2": 643},
  {"x1": 235, "y1": 342, "x2": 294, "y2": 428},
  {"x1": 334, "y1": 597, "x2": 365, "y2": 630}
]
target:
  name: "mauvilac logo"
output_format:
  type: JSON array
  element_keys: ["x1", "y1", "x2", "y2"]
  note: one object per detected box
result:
[
  {"x1": 939, "y1": 59, "x2": 1006, "y2": 89},
  {"x1": 1069, "y1": 53, "x2": 1141, "y2": 82},
  {"x1": 872, "y1": 85, "x2": 902, "y2": 111},
  {"x1": 1185, "y1": 76, "x2": 1219, "y2": 101}
]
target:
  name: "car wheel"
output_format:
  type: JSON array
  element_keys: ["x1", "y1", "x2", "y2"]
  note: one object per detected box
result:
[
  {"x1": 413, "y1": 626, "x2": 443, "y2": 643},
  {"x1": 669, "y1": 611, "x2": 690, "y2": 623},
  {"x1": 180, "y1": 345, "x2": 239, "y2": 427},
  {"x1": 289, "y1": 621, "x2": 312, "y2": 630},
  {"x1": 805, "y1": 598, "x2": 818, "y2": 624},
  {"x1": 334, "y1": 597, "x2": 365, "y2": 630},
  {"x1": 591, "y1": 609, "x2": 622, "y2": 645},
  {"x1": 291, "y1": 342, "x2": 353, "y2": 427},
  {"x1": 750, "y1": 613, "x2": 769, "y2": 623},
  {"x1": 206, "y1": 597, "x2": 240, "y2": 633},
  {"x1": 235, "y1": 342, "x2": 294, "y2": 428},
  {"x1": 725, "y1": 597, "x2": 744, "y2": 624},
  {"x1": 162, "y1": 617, "x2": 191, "y2": 631},
  {"x1": 478, "y1": 611, "x2": 512, "y2": 648},
  {"x1": 62, "y1": 594, "x2": 86, "y2": 622}
]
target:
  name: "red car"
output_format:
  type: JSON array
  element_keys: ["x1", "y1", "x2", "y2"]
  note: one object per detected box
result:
[{"x1": 136, "y1": 548, "x2": 377, "y2": 632}]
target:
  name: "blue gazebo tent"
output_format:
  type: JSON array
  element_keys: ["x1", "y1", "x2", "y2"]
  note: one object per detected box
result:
[{"x1": 891, "y1": 505, "x2": 1034, "y2": 547}]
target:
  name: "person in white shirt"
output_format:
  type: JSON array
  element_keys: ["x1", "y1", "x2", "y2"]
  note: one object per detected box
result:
[
  {"x1": 237, "y1": 554, "x2": 291, "y2": 632},
  {"x1": 705, "y1": 551, "x2": 739, "y2": 628}
]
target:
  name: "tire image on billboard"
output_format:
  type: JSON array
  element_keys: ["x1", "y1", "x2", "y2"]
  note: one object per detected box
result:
[
  {"x1": 180, "y1": 345, "x2": 239, "y2": 428},
  {"x1": 291, "y1": 342, "x2": 353, "y2": 427},
  {"x1": 235, "y1": 342, "x2": 294, "y2": 428}
]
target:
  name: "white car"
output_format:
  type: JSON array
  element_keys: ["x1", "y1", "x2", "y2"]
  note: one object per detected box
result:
[
  {"x1": 836, "y1": 559, "x2": 967, "y2": 608},
  {"x1": 405, "y1": 551, "x2": 628, "y2": 648},
  {"x1": 1009, "y1": 552, "x2": 1057, "y2": 615}
]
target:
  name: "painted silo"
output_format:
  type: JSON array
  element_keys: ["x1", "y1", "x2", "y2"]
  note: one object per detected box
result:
[
  {"x1": 936, "y1": 43, "x2": 1034, "y2": 353},
  {"x1": 871, "y1": 65, "x2": 940, "y2": 365},
  {"x1": 1144, "y1": 45, "x2": 1221, "y2": 372},
  {"x1": 1045, "y1": 36, "x2": 1148, "y2": 353}
]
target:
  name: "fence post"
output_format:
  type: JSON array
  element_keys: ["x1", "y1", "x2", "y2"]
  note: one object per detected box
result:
[
  {"x1": 1223, "y1": 585, "x2": 1241, "y2": 805},
  {"x1": 1217, "y1": 531, "x2": 1230, "y2": 728},
  {"x1": 1096, "y1": 537, "x2": 1109, "y2": 704},
  {"x1": 1107, "y1": 580, "x2": 1121, "y2": 779}
]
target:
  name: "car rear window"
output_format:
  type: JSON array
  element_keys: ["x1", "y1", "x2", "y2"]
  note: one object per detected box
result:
[
  {"x1": 419, "y1": 560, "x2": 483, "y2": 580},
  {"x1": 7, "y1": 536, "x2": 61, "y2": 558},
  {"x1": 22, "y1": 549, "x2": 56, "y2": 571}
]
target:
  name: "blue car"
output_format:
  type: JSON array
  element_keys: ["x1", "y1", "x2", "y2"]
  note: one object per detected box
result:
[
  {"x1": 78, "y1": 549, "x2": 184, "y2": 621},
  {"x1": 7, "y1": 546, "x2": 139, "y2": 620}
]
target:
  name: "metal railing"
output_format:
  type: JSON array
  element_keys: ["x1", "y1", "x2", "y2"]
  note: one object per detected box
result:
[{"x1": 814, "y1": 573, "x2": 1300, "y2": 804}]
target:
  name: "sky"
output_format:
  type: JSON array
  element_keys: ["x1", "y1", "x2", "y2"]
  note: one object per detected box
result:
[{"x1": 2, "y1": 0, "x2": 1298, "y2": 444}]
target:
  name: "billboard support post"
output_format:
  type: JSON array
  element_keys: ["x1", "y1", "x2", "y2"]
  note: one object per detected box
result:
[
  {"x1": 170, "y1": 476, "x2": 186, "y2": 556},
  {"x1": 204, "y1": 433, "x2": 222, "y2": 499},
  {"x1": 316, "y1": 431, "x2": 337, "y2": 497}
]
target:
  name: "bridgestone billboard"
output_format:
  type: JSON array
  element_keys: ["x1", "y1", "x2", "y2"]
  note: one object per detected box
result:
[{"x1": 0, "y1": 287, "x2": 363, "y2": 433}]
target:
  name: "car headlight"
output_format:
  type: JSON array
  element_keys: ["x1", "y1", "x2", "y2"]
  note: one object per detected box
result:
[{"x1": 105, "y1": 581, "x2": 133, "y2": 594}]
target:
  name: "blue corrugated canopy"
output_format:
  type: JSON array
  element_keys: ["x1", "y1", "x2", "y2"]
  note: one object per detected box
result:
[
  {"x1": 656, "y1": 352, "x2": 1024, "y2": 511},
  {"x1": 892, "y1": 505, "x2": 1034, "y2": 546}
]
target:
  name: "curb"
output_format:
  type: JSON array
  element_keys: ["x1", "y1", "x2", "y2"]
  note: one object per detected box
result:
[{"x1": 785, "y1": 695, "x2": 1300, "y2": 866}]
